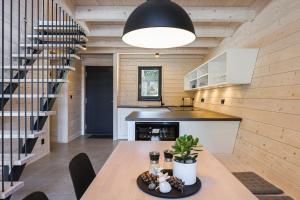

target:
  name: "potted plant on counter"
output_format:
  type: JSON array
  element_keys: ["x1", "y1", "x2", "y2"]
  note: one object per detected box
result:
[{"x1": 172, "y1": 135, "x2": 202, "y2": 185}]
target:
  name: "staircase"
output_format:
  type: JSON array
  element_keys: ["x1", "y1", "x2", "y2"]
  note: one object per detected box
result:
[{"x1": 0, "y1": 0, "x2": 86, "y2": 199}]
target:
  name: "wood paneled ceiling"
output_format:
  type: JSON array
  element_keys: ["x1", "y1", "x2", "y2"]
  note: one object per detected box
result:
[
  {"x1": 72, "y1": 0, "x2": 257, "y2": 7},
  {"x1": 74, "y1": 0, "x2": 270, "y2": 55}
]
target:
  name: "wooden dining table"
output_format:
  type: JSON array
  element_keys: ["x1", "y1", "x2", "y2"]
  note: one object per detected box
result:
[{"x1": 81, "y1": 141, "x2": 258, "y2": 200}]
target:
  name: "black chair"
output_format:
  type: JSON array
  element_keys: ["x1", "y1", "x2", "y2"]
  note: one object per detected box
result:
[
  {"x1": 69, "y1": 153, "x2": 96, "y2": 200},
  {"x1": 23, "y1": 192, "x2": 49, "y2": 200}
]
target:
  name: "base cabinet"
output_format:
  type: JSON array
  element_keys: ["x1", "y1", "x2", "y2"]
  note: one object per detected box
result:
[
  {"x1": 127, "y1": 120, "x2": 240, "y2": 153},
  {"x1": 117, "y1": 108, "x2": 170, "y2": 139},
  {"x1": 179, "y1": 121, "x2": 240, "y2": 153}
]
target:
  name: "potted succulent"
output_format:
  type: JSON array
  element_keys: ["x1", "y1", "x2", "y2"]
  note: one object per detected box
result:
[{"x1": 172, "y1": 135, "x2": 202, "y2": 185}]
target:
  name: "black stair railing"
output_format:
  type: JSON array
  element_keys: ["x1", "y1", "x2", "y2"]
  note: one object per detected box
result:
[
  {"x1": 31, "y1": 0, "x2": 35, "y2": 141},
  {"x1": 18, "y1": 0, "x2": 21, "y2": 161},
  {"x1": 42, "y1": 0, "x2": 45, "y2": 113},
  {"x1": 1, "y1": 0, "x2": 4, "y2": 193},
  {"x1": 36, "y1": 0, "x2": 40, "y2": 131},
  {"x1": 0, "y1": 0, "x2": 86, "y2": 199},
  {"x1": 9, "y1": 0, "x2": 14, "y2": 187},
  {"x1": 55, "y1": 3, "x2": 58, "y2": 84},
  {"x1": 46, "y1": 0, "x2": 49, "y2": 111},
  {"x1": 24, "y1": 0, "x2": 28, "y2": 158}
]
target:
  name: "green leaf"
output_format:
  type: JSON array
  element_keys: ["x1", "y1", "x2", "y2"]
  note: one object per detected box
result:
[
  {"x1": 193, "y1": 138, "x2": 199, "y2": 145},
  {"x1": 192, "y1": 148, "x2": 203, "y2": 152},
  {"x1": 171, "y1": 134, "x2": 203, "y2": 162}
]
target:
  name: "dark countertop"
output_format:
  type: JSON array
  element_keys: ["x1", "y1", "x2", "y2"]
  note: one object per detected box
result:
[
  {"x1": 117, "y1": 105, "x2": 198, "y2": 111},
  {"x1": 168, "y1": 106, "x2": 202, "y2": 111},
  {"x1": 125, "y1": 109, "x2": 242, "y2": 121},
  {"x1": 117, "y1": 105, "x2": 172, "y2": 109}
]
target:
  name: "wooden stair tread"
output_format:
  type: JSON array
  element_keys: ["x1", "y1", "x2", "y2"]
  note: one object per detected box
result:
[
  {"x1": 0, "y1": 182, "x2": 24, "y2": 199},
  {"x1": 1, "y1": 78, "x2": 68, "y2": 83},
  {"x1": 38, "y1": 20, "x2": 76, "y2": 27},
  {"x1": 20, "y1": 43, "x2": 86, "y2": 50},
  {"x1": 0, "y1": 130, "x2": 43, "y2": 139},
  {"x1": 27, "y1": 34, "x2": 88, "y2": 42},
  {"x1": 34, "y1": 26, "x2": 82, "y2": 33},
  {"x1": 12, "y1": 53, "x2": 80, "y2": 60},
  {"x1": 2, "y1": 65, "x2": 75, "y2": 71},
  {"x1": 1, "y1": 94, "x2": 59, "y2": 98},
  {"x1": 0, "y1": 111, "x2": 56, "y2": 117},
  {"x1": 0, "y1": 154, "x2": 35, "y2": 166}
]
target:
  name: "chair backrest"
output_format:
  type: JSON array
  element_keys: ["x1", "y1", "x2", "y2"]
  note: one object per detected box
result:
[
  {"x1": 23, "y1": 192, "x2": 49, "y2": 200},
  {"x1": 69, "y1": 153, "x2": 96, "y2": 200}
]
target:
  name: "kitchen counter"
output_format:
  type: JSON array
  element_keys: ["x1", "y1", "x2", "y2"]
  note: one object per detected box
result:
[
  {"x1": 117, "y1": 105, "x2": 197, "y2": 111},
  {"x1": 122, "y1": 107, "x2": 241, "y2": 153},
  {"x1": 117, "y1": 105, "x2": 174, "y2": 109},
  {"x1": 125, "y1": 109, "x2": 241, "y2": 121},
  {"x1": 118, "y1": 106, "x2": 241, "y2": 153}
]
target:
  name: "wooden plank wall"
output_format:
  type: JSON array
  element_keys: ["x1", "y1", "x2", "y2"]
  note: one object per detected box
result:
[
  {"x1": 67, "y1": 60, "x2": 83, "y2": 141},
  {"x1": 82, "y1": 54, "x2": 113, "y2": 66},
  {"x1": 118, "y1": 54, "x2": 202, "y2": 106},
  {"x1": 193, "y1": 0, "x2": 300, "y2": 198}
]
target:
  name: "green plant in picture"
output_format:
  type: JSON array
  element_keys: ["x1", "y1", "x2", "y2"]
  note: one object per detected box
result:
[{"x1": 172, "y1": 135, "x2": 202, "y2": 164}]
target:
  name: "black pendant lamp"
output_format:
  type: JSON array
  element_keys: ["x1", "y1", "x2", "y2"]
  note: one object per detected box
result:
[{"x1": 122, "y1": 0, "x2": 196, "y2": 49}]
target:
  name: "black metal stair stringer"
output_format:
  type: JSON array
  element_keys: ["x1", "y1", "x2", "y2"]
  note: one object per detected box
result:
[
  {"x1": 6, "y1": 69, "x2": 68, "y2": 182},
  {"x1": 0, "y1": 50, "x2": 41, "y2": 110},
  {"x1": 0, "y1": 70, "x2": 27, "y2": 110}
]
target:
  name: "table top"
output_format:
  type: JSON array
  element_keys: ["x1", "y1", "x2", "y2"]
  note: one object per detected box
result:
[{"x1": 81, "y1": 141, "x2": 257, "y2": 200}]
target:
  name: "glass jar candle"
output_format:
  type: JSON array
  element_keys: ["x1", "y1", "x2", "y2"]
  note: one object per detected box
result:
[
  {"x1": 149, "y1": 151, "x2": 160, "y2": 175},
  {"x1": 163, "y1": 150, "x2": 173, "y2": 170}
]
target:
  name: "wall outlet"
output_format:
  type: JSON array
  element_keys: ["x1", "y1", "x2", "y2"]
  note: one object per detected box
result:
[
  {"x1": 201, "y1": 98, "x2": 205, "y2": 103},
  {"x1": 41, "y1": 138, "x2": 45, "y2": 145},
  {"x1": 221, "y1": 99, "x2": 225, "y2": 105}
]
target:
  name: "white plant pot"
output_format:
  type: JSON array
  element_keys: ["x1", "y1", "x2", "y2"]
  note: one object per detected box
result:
[{"x1": 173, "y1": 160, "x2": 197, "y2": 185}]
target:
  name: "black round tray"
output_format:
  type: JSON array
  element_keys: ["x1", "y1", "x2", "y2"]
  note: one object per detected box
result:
[{"x1": 136, "y1": 171, "x2": 201, "y2": 199}]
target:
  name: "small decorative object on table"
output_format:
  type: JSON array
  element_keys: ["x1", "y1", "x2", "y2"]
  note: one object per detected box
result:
[
  {"x1": 163, "y1": 150, "x2": 173, "y2": 170},
  {"x1": 137, "y1": 169, "x2": 201, "y2": 198},
  {"x1": 137, "y1": 137, "x2": 202, "y2": 198},
  {"x1": 172, "y1": 135, "x2": 202, "y2": 185},
  {"x1": 149, "y1": 151, "x2": 161, "y2": 175},
  {"x1": 158, "y1": 172, "x2": 172, "y2": 193},
  {"x1": 140, "y1": 171, "x2": 158, "y2": 185},
  {"x1": 167, "y1": 175, "x2": 185, "y2": 193}
]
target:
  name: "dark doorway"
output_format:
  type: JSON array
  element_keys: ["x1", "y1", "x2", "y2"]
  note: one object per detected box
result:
[{"x1": 85, "y1": 66, "x2": 113, "y2": 137}]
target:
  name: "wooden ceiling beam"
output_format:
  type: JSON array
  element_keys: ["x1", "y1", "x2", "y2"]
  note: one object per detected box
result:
[
  {"x1": 87, "y1": 24, "x2": 236, "y2": 38},
  {"x1": 79, "y1": 47, "x2": 210, "y2": 55},
  {"x1": 75, "y1": 6, "x2": 256, "y2": 22},
  {"x1": 86, "y1": 37, "x2": 221, "y2": 48}
]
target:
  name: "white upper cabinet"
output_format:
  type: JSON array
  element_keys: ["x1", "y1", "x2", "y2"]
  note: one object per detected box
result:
[{"x1": 184, "y1": 48, "x2": 259, "y2": 91}]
